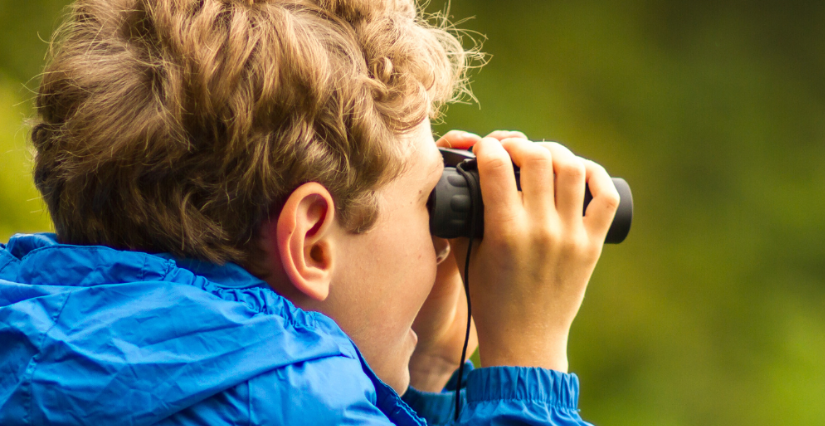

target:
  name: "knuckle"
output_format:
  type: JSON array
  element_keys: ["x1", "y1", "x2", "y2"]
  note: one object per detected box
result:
[
  {"x1": 543, "y1": 141, "x2": 574, "y2": 155},
  {"x1": 558, "y1": 160, "x2": 586, "y2": 180},
  {"x1": 485, "y1": 130, "x2": 508, "y2": 140},
  {"x1": 572, "y1": 232, "x2": 600, "y2": 262},
  {"x1": 558, "y1": 232, "x2": 583, "y2": 252},
  {"x1": 588, "y1": 160, "x2": 610, "y2": 178},
  {"x1": 580, "y1": 242, "x2": 602, "y2": 264},
  {"x1": 500, "y1": 137, "x2": 526, "y2": 146},
  {"x1": 591, "y1": 161, "x2": 608, "y2": 175},
  {"x1": 476, "y1": 143, "x2": 505, "y2": 167},
  {"x1": 522, "y1": 148, "x2": 552, "y2": 169},
  {"x1": 530, "y1": 219, "x2": 561, "y2": 245},
  {"x1": 586, "y1": 238, "x2": 604, "y2": 258},
  {"x1": 535, "y1": 228, "x2": 560, "y2": 248},
  {"x1": 484, "y1": 156, "x2": 509, "y2": 174},
  {"x1": 485, "y1": 220, "x2": 522, "y2": 251},
  {"x1": 602, "y1": 189, "x2": 621, "y2": 212}
]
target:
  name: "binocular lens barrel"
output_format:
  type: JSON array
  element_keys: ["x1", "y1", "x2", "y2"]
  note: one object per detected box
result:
[{"x1": 428, "y1": 154, "x2": 633, "y2": 243}]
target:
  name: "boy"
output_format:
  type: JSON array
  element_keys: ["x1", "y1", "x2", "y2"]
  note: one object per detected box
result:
[{"x1": 0, "y1": 0, "x2": 620, "y2": 424}]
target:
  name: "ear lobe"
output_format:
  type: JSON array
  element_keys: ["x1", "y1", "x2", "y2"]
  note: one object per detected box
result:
[{"x1": 275, "y1": 183, "x2": 337, "y2": 301}]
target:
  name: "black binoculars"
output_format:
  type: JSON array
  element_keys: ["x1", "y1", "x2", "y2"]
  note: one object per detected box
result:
[{"x1": 428, "y1": 148, "x2": 633, "y2": 243}]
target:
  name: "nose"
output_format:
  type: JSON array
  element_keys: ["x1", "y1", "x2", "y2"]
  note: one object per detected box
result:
[{"x1": 433, "y1": 236, "x2": 451, "y2": 265}]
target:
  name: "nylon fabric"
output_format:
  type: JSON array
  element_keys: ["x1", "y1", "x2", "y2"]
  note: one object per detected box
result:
[{"x1": 0, "y1": 233, "x2": 593, "y2": 425}]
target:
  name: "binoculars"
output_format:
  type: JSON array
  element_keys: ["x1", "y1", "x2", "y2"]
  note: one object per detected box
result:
[{"x1": 428, "y1": 148, "x2": 633, "y2": 243}]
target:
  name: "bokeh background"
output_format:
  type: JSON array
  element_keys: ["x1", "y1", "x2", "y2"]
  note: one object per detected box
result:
[{"x1": 2, "y1": 0, "x2": 824, "y2": 425}]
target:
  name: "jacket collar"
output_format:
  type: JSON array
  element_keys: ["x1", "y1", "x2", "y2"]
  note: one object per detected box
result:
[{"x1": 2, "y1": 233, "x2": 264, "y2": 289}]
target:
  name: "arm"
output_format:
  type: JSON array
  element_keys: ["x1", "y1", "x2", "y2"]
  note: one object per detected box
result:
[
  {"x1": 407, "y1": 131, "x2": 618, "y2": 425},
  {"x1": 404, "y1": 362, "x2": 593, "y2": 426},
  {"x1": 457, "y1": 136, "x2": 619, "y2": 371},
  {"x1": 408, "y1": 130, "x2": 526, "y2": 391}
]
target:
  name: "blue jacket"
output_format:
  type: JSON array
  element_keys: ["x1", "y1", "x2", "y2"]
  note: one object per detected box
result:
[{"x1": 0, "y1": 233, "x2": 593, "y2": 425}]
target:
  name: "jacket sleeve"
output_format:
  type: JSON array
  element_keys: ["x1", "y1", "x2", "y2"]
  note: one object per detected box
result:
[{"x1": 403, "y1": 365, "x2": 594, "y2": 426}]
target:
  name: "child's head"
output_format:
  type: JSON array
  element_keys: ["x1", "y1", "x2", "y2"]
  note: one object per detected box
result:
[
  {"x1": 32, "y1": 0, "x2": 471, "y2": 269},
  {"x1": 31, "y1": 0, "x2": 477, "y2": 392}
]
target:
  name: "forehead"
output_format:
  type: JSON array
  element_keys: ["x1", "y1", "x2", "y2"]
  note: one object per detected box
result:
[
  {"x1": 379, "y1": 121, "x2": 439, "y2": 197},
  {"x1": 403, "y1": 121, "x2": 439, "y2": 172}
]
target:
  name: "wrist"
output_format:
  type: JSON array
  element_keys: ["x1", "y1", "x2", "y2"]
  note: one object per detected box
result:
[
  {"x1": 408, "y1": 351, "x2": 458, "y2": 392},
  {"x1": 476, "y1": 328, "x2": 570, "y2": 372}
]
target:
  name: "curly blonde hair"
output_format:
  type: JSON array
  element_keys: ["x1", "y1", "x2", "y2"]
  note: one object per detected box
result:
[{"x1": 31, "y1": 0, "x2": 477, "y2": 269}]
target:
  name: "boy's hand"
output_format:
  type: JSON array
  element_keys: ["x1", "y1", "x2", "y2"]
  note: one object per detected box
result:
[
  {"x1": 409, "y1": 130, "x2": 524, "y2": 392},
  {"x1": 450, "y1": 137, "x2": 620, "y2": 372}
]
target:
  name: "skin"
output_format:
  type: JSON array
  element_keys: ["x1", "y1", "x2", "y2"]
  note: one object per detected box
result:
[{"x1": 259, "y1": 120, "x2": 620, "y2": 394}]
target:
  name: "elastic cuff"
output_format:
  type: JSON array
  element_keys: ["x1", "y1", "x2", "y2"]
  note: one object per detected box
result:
[
  {"x1": 402, "y1": 386, "x2": 458, "y2": 424},
  {"x1": 465, "y1": 367, "x2": 580, "y2": 410}
]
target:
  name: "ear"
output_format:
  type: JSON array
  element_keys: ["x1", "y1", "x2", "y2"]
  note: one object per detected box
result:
[{"x1": 267, "y1": 182, "x2": 338, "y2": 301}]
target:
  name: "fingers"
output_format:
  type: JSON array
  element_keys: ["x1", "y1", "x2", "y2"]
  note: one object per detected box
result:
[
  {"x1": 435, "y1": 129, "x2": 525, "y2": 149},
  {"x1": 498, "y1": 139, "x2": 587, "y2": 225},
  {"x1": 537, "y1": 142, "x2": 586, "y2": 223},
  {"x1": 473, "y1": 137, "x2": 521, "y2": 226},
  {"x1": 582, "y1": 159, "x2": 620, "y2": 240},
  {"x1": 435, "y1": 130, "x2": 482, "y2": 149},
  {"x1": 470, "y1": 135, "x2": 611, "y2": 244},
  {"x1": 486, "y1": 130, "x2": 528, "y2": 141},
  {"x1": 499, "y1": 138, "x2": 555, "y2": 216}
]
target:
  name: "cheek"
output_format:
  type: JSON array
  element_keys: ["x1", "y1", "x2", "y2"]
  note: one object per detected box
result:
[
  {"x1": 338, "y1": 215, "x2": 437, "y2": 326},
  {"x1": 367, "y1": 216, "x2": 437, "y2": 325},
  {"x1": 373, "y1": 224, "x2": 437, "y2": 306}
]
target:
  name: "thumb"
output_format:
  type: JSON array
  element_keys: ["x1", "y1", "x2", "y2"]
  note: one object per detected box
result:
[{"x1": 436, "y1": 130, "x2": 482, "y2": 149}]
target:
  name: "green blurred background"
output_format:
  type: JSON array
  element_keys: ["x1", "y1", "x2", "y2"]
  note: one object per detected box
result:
[{"x1": 1, "y1": 0, "x2": 824, "y2": 424}]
